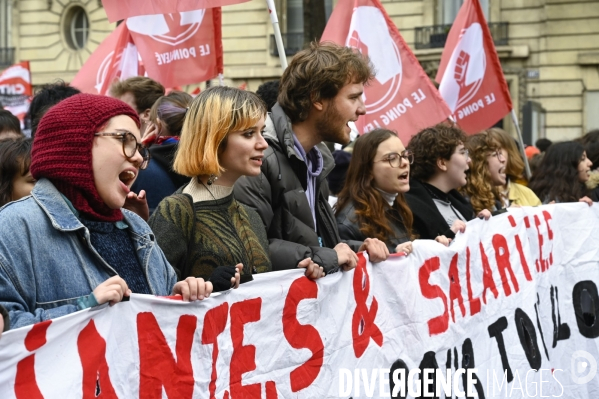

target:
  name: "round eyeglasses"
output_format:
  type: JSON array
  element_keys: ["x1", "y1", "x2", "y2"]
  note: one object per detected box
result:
[
  {"x1": 94, "y1": 132, "x2": 151, "y2": 169},
  {"x1": 375, "y1": 150, "x2": 414, "y2": 167},
  {"x1": 490, "y1": 149, "x2": 505, "y2": 161}
]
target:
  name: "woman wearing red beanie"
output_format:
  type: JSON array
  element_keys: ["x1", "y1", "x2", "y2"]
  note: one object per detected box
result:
[{"x1": 0, "y1": 93, "x2": 219, "y2": 330}]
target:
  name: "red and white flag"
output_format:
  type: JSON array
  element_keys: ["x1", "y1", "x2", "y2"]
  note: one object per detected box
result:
[
  {"x1": 0, "y1": 61, "x2": 32, "y2": 128},
  {"x1": 71, "y1": 23, "x2": 144, "y2": 95},
  {"x1": 321, "y1": 0, "x2": 452, "y2": 142},
  {"x1": 190, "y1": 87, "x2": 202, "y2": 97},
  {"x1": 127, "y1": 9, "x2": 223, "y2": 89},
  {"x1": 102, "y1": 0, "x2": 249, "y2": 22},
  {"x1": 436, "y1": 0, "x2": 512, "y2": 134}
]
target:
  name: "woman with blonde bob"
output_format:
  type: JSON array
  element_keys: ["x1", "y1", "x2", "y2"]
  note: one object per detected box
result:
[
  {"x1": 149, "y1": 87, "x2": 278, "y2": 291},
  {"x1": 486, "y1": 128, "x2": 541, "y2": 207}
]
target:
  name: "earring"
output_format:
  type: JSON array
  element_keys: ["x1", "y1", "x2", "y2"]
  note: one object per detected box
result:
[{"x1": 207, "y1": 174, "x2": 218, "y2": 185}]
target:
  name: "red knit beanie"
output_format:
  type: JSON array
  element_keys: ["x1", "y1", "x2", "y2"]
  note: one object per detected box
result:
[{"x1": 31, "y1": 93, "x2": 140, "y2": 222}]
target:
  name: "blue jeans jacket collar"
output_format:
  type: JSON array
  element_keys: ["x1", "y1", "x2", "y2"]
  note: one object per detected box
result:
[
  {"x1": 0, "y1": 178, "x2": 177, "y2": 329},
  {"x1": 33, "y1": 178, "x2": 156, "y2": 251}
]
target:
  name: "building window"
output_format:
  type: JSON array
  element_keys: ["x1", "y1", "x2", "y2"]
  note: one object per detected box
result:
[
  {"x1": 441, "y1": 0, "x2": 489, "y2": 24},
  {"x1": 523, "y1": 101, "x2": 547, "y2": 146},
  {"x1": 287, "y1": 0, "x2": 303, "y2": 35},
  {"x1": 325, "y1": 0, "x2": 333, "y2": 19},
  {"x1": 64, "y1": 6, "x2": 89, "y2": 50},
  {"x1": 586, "y1": 91, "x2": 599, "y2": 133},
  {"x1": 286, "y1": 0, "x2": 334, "y2": 35},
  {"x1": 271, "y1": 0, "x2": 333, "y2": 57}
]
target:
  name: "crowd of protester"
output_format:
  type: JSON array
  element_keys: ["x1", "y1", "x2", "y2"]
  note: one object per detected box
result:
[{"x1": 0, "y1": 41, "x2": 596, "y2": 335}]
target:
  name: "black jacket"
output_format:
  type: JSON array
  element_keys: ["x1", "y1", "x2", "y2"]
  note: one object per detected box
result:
[
  {"x1": 404, "y1": 179, "x2": 474, "y2": 240},
  {"x1": 132, "y1": 143, "x2": 191, "y2": 213},
  {"x1": 234, "y1": 103, "x2": 361, "y2": 273},
  {"x1": 148, "y1": 143, "x2": 192, "y2": 189},
  {"x1": 336, "y1": 202, "x2": 410, "y2": 252}
]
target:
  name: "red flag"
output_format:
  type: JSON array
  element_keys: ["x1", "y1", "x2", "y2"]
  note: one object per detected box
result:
[
  {"x1": 321, "y1": 0, "x2": 452, "y2": 142},
  {"x1": 98, "y1": 21, "x2": 144, "y2": 95},
  {"x1": 102, "y1": 0, "x2": 248, "y2": 23},
  {"x1": 127, "y1": 9, "x2": 223, "y2": 89},
  {"x1": 436, "y1": 0, "x2": 512, "y2": 134},
  {"x1": 190, "y1": 87, "x2": 201, "y2": 97},
  {"x1": 0, "y1": 61, "x2": 32, "y2": 128},
  {"x1": 71, "y1": 23, "x2": 144, "y2": 95}
]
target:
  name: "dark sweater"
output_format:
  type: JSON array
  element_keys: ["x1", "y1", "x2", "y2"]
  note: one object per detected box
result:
[
  {"x1": 80, "y1": 219, "x2": 151, "y2": 294},
  {"x1": 404, "y1": 179, "x2": 475, "y2": 240},
  {"x1": 336, "y1": 202, "x2": 410, "y2": 252},
  {"x1": 148, "y1": 193, "x2": 271, "y2": 281}
]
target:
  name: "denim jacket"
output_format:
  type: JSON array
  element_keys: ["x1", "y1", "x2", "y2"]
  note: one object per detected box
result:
[{"x1": 0, "y1": 178, "x2": 178, "y2": 329}]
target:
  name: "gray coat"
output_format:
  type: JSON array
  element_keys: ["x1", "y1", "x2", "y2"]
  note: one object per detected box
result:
[
  {"x1": 336, "y1": 202, "x2": 410, "y2": 253},
  {"x1": 234, "y1": 104, "x2": 361, "y2": 273}
]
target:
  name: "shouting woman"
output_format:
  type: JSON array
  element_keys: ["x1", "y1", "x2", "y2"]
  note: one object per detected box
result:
[{"x1": 0, "y1": 94, "x2": 214, "y2": 330}]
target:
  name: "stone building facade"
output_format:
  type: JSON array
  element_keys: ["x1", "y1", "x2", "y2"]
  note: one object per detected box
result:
[{"x1": 2, "y1": 0, "x2": 599, "y2": 141}]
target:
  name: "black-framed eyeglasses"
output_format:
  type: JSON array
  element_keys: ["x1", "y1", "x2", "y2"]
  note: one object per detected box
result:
[
  {"x1": 376, "y1": 150, "x2": 414, "y2": 167},
  {"x1": 94, "y1": 132, "x2": 150, "y2": 170}
]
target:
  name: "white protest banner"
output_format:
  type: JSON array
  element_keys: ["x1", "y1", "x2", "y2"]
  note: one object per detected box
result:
[{"x1": 1, "y1": 203, "x2": 598, "y2": 398}]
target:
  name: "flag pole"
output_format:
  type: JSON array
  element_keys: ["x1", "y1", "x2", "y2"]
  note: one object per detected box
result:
[
  {"x1": 510, "y1": 109, "x2": 532, "y2": 180},
  {"x1": 265, "y1": 0, "x2": 288, "y2": 70}
]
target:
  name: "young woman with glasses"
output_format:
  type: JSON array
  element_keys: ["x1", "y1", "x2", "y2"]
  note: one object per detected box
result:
[
  {"x1": 0, "y1": 94, "x2": 214, "y2": 330},
  {"x1": 461, "y1": 131, "x2": 513, "y2": 214},
  {"x1": 334, "y1": 129, "x2": 415, "y2": 254},
  {"x1": 405, "y1": 124, "x2": 490, "y2": 243},
  {"x1": 486, "y1": 128, "x2": 542, "y2": 207}
]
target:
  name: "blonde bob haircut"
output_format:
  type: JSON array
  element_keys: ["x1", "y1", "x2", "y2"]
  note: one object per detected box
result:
[{"x1": 174, "y1": 86, "x2": 266, "y2": 177}]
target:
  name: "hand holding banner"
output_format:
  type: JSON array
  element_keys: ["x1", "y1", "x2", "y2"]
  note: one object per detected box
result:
[{"x1": 2, "y1": 204, "x2": 599, "y2": 398}]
